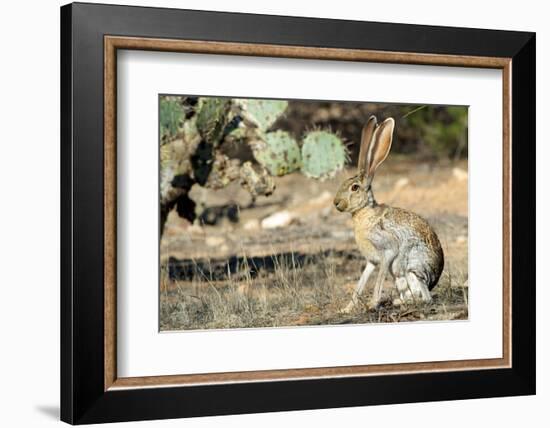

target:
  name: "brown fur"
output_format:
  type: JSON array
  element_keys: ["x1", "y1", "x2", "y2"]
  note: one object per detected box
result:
[
  {"x1": 353, "y1": 205, "x2": 444, "y2": 288},
  {"x1": 334, "y1": 116, "x2": 444, "y2": 308}
]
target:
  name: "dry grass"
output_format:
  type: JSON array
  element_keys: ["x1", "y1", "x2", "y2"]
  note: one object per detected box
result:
[{"x1": 160, "y1": 247, "x2": 468, "y2": 331}]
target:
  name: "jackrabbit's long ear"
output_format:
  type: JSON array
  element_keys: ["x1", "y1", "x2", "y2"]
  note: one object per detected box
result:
[
  {"x1": 366, "y1": 117, "x2": 394, "y2": 183},
  {"x1": 358, "y1": 115, "x2": 378, "y2": 179}
]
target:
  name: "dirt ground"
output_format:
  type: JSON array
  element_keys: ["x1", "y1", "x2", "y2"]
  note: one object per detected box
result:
[{"x1": 160, "y1": 157, "x2": 468, "y2": 331}]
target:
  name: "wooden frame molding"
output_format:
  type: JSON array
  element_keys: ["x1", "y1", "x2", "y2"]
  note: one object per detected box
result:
[{"x1": 104, "y1": 35, "x2": 512, "y2": 391}]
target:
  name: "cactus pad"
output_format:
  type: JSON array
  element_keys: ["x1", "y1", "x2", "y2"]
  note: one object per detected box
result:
[
  {"x1": 196, "y1": 98, "x2": 231, "y2": 144},
  {"x1": 237, "y1": 99, "x2": 288, "y2": 131},
  {"x1": 253, "y1": 130, "x2": 302, "y2": 176},
  {"x1": 301, "y1": 130, "x2": 347, "y2": 179},
  {"x1": 160, "y1": 97, "x2": 184, "y2": 141}
]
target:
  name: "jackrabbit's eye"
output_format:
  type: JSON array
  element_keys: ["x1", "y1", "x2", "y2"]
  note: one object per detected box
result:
[{"x1": 351, "y1": 184, "x2": 360, "y2": 192}]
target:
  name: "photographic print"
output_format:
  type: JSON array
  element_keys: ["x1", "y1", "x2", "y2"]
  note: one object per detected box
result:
[
  {"x1": 61, "y1": 6, "x2": 534, "y2": 422},
  {"x1": 159, "y1": 96, "x2": 468, "y2": 331}
]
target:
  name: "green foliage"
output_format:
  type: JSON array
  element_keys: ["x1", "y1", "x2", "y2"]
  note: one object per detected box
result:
[
  {"x1": 403, "y1": 105, "x2": 468, "y2": 158},
  {"x1": 237, "y1": 99, "x2": 288, "y2": 131},
  {"x1": 160, "y1": 97, "x2": 184, "y2": 141},
  {"x1": 301, "y1": 130, "x2": 348, "y2": 179},
  {"x1": 253, "y1": 130, "x2": 301, "y2": 176},
  {"x1": 196, "y1": 98, "x2": 231, "y2": 144},
  {"x1": 237, "y1": 98, "x2": 346, "y2": 178}
]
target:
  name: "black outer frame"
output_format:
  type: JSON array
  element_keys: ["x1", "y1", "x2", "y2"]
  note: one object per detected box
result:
[{"x1": 60, "y1": 2, "x2": 535, "y2": 424}]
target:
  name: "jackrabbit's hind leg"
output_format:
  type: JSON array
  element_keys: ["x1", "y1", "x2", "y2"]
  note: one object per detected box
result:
[
  {"x1": 393, "y1": 277, "x2": 408, "y2": 306},
  {"x1": 406, "y1": 272, "x2": 432, "y2": 303},
  {"x1": 342, "y1": 262, "x2": 375, "y2": 313}
]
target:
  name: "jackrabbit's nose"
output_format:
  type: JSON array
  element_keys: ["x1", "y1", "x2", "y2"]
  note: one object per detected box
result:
[{"x1": 334, "y1": 198, "x2": 347, "y2": 211}]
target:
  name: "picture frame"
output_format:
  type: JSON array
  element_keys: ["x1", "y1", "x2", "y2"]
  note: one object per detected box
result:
[{"x1": 60, "y1": 2, "x2": 535, "y2": 424}]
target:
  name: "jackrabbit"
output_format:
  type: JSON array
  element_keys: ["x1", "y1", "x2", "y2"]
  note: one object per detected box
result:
[{"x1": 333, "y1": 116, "x2": 444, "y2": 312}]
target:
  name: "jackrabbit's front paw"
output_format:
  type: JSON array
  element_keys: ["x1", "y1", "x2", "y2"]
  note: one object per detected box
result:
[{"x1": 340, "y1": 301, "x2": 356, "y2": 314}]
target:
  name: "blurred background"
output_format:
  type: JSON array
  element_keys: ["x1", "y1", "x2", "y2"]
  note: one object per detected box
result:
[
  {"x1": 161, "y1": 97, "x2": 469, "y2": 163},
  {"x1": 277, "y1": 101, "x2": 468, "y2": 161}
]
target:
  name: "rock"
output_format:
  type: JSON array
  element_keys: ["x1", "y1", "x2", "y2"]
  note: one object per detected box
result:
[{"x1": 261, "y1": 210, "x2": 294, "y2": 229}]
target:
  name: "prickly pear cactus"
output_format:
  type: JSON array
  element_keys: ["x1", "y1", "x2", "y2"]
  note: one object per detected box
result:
[
  {"x1": 236, "y1": 99, "x2": 288, "y2": 131},
  {"x1": 252, "y1": 130, "x2": 302, "y2": 176},
  {"x1": 196, "y1": 98, "x2": 231, "y2": 144},
  {"x1": 160, "y1": 97, "x2": 184, "y2": 142},
  {"x1": 301, "y1": 130, "x2": 348, "y2": 179},
  {"x1": 159, "y1": 95, "x2": 348, "y2": 235}
]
